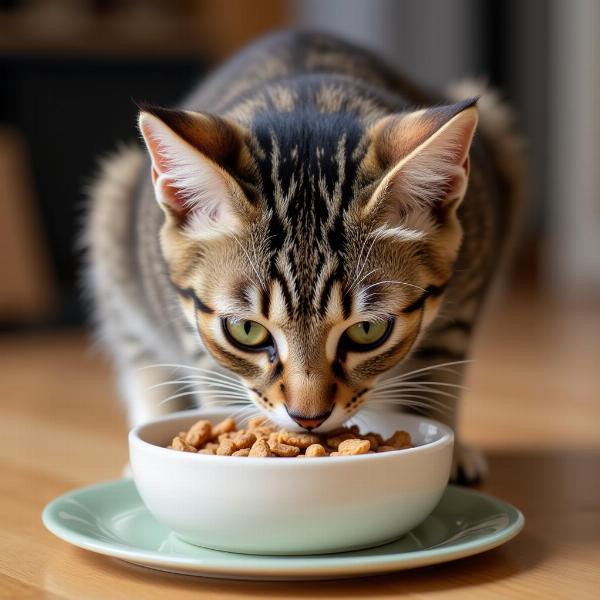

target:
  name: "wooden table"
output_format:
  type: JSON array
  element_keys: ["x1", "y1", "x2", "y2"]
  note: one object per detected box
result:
[{"x1": 1, "y1": 293, "x2": 599, "y2": 599}]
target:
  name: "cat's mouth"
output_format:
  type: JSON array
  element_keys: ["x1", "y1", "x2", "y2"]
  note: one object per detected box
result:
[{"x1": 283, "y1": 406, "x2": 333, "y2": 432}]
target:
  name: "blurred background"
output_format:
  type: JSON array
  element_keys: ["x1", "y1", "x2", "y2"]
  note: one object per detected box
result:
[{"x1": 1, "y1": 0, "x2": 599, "y2": 331}]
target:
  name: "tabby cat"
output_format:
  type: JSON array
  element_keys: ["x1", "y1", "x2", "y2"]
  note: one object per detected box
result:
[{"x1": 86, "y1": 31, "x2": 522, "y2": 483}]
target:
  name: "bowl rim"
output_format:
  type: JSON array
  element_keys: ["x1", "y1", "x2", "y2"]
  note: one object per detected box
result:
[{"x1": 129, "y1": 408, "x2": 454, "y2": 467}]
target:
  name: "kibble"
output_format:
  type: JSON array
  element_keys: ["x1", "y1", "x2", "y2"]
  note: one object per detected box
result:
[{"x1": 168, "y1": 417, "x2": 412, "y2": 458}]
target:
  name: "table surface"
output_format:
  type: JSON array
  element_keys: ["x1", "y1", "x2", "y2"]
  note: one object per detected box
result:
[{"x1": 1, "y1": 292, "x2": 599, "y2": 599}]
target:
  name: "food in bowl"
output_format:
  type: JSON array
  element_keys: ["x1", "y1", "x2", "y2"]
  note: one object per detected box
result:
[
  {"x1": 130, "y1": 408, "x2": 454, "y2": 554},
  {"x1": 168, "y1": 416, "x2": 413, "y2": 457}
]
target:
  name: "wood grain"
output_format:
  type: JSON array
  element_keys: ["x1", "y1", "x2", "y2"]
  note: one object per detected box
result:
[{"x1": 0, "y1": 291, "x2": 598, "y2": 599}]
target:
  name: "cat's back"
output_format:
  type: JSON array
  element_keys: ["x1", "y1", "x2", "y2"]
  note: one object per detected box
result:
[{"x1": 184, "y1": 30, "x2": 433, "y2": 117}]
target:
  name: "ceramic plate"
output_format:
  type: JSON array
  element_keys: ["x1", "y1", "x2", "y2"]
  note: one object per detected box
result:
[{"x1": 42, "y1": 479, "x2": 524, "y2": 581}]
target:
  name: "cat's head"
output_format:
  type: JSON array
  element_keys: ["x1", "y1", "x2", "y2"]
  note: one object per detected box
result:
[{"x1": 138, "y1": 99, "x2": 478, "y2": 431}]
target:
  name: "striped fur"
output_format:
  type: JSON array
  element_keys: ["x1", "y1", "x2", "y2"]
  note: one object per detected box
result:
[{"x1": 86, "y1": 32, "x2": 522, "y2": 482}]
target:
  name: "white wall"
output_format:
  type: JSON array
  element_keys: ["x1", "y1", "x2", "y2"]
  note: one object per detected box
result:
[
  {"x1": 289, "y1": 0, "x2": 483, "y2": 87},
  {"x1": 546, "y1": 0, "x2": 600, "y2": 298}
]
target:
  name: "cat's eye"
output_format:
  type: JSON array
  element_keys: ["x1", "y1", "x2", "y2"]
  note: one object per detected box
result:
[
  {"x1": 344, "y1": 320, "x2": 392, "y2": 350},
  {"x1": 224, "y1": 318, "x2": 271, "y2": 349}
]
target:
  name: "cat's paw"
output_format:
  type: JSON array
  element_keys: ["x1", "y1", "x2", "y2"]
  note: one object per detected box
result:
[{"x1": 450, "y1": 444, "x2": 488, "y2": 485}]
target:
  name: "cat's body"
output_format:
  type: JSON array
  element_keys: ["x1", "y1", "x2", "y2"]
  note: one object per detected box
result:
[{"x1": 86, "y1": 32, "x2": 521, "y2": 482}]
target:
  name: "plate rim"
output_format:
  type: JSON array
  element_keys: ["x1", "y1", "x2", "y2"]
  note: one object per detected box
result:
[{"x1": 42, "y1": 479, "x2": 525, "y2": 578}]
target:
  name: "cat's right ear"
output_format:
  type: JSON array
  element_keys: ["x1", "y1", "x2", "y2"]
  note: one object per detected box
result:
[{"x1": 138, "y1": 106, "x2": 252, "y2": 237}]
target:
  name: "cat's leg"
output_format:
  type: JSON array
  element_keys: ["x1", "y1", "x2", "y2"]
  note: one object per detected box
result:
[
  {"x1": 403, "y1": 356, "x2": 487, "y2": 484},
  {"x1": 391, "y1": 316, "x2": 487, "y2": 485},
  {"x1": 97, "y1": 298, "x2": 195, "y2": 427}
]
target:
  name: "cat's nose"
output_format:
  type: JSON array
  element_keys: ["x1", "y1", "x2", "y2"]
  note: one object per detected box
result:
[{"x1": 285, "y1": 407, "x2": 333, "y2": 431}]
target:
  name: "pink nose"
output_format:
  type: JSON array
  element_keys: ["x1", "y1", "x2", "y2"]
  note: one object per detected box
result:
[{"x1": 285, "y1": 407, "x2": 332, "y2": 431}]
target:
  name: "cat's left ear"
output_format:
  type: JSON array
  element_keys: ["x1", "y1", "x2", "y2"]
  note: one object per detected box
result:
[
  {"x1": 138, "y1": 105, "x2": 254, "y2": 237},
  {"x1": 364, "y1": 98, "x2": 479, "y2": 228}
]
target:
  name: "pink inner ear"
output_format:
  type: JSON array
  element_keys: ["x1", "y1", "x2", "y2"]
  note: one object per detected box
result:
[{"x1": 155, "y1": 175, "x2": 189, "y2": 219}]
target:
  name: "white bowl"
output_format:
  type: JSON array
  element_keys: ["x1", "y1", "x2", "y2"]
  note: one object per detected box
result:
[{"x1": 129, "y1": 408, "x2": 453, "y2": 555}]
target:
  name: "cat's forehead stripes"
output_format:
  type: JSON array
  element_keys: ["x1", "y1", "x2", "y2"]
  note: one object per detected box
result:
[{"x1": 250, "y1": 109, "x2": 367, "y2": 319}]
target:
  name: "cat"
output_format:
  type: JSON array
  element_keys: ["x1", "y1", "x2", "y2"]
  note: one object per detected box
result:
[{"x1": 85, "y1": 31, "x2": 522, "y2": 483}]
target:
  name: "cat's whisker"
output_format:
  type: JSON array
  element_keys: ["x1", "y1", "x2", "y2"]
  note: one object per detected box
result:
[
  {"x1": 367, "y1": 397, "x2": 453, "y2": 416},
  {"x1": 370, "y1": 399, "x2": 453, "y2": 415},
  {"x1": 181, "y1": 377, "x2": 248, "y2": 391},
  {"x1": 169, "y1": 376, "x2": 248, "y2": 392},
  {"x1": 238, "y1": 409, "x2": 264, "y2": 429},
  {"x1": 231, "y1": 233, "x2": 267, "y2": 292},
  {"x1": 349, "y1": 268, "x2": 381, "y2": 294},
  {"x1": 158, "y1": 390, "x2": 200, "y2": 406},
  {"x1": 349, "y1": 229, "x2": 384, "y2": 294},
  {"x1": 140, "y1": 363, "x2": 243, "y2": 385},
  {"x1": 192, "y1": 391, "x2": 250, "y2": 399},
  {"x1": 370, "y1": 388, "x2": 452, "y2": 402},
  {"x1": 226, "y1": 404, "x2": 261, "y2": 423},
  {"x1": 200, "y1": 401, "x2": 249, "y2": 410},
  {"x1": 368, "y1": 397, "x2": 452, "y2": 413},
  {"x1": 373, "y1": 382, "x2": 466, "y2": 394},
  {"x1": 353, "y1": 230, "x2": 372, "y2": 278},
  {"x1": 368, "y1": 392, "x2": 452, "y2": 410},
  {"x1": 352, "y1": 231, "x2": 376, "y2": 283},
  {"x1": 378, "y1": 360, "x2": 473, "y2": 384},
  {"x1": 374, "y1": 379, "x2": 469, "y2": 391},
  {"x1": 148, "y1": 378, "x2": 247, "y2": 393},
  {"x1": 361, "y1": 280, "x2": 427, "y2": 294},
  {"x1": 158, "y1": 387, "x2": 250, "y2": 406},
  {"x1": 370, "y1": 385, "x2": 461, "y2": 400},
  {"x1": 365, "y1": 400, "x2": 435, "y2": 417},
  {"x1": 198, "y1": 399, "x2": 248, "y2": 405},
  {"x1": 384, "y1": 361, "x2": 472, "y2": 382}
]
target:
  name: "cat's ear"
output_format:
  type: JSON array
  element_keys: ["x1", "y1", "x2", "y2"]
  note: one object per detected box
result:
[
  {"x1": 364, "y1": 98, "x2": 479, "y2": 229},
  {"x1": 138, "y1": 105, "x2": 251, "y2": 236}
]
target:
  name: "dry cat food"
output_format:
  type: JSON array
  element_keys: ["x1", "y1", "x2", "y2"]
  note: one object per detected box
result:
[{"x1": 167, "y1": 416, "x2": 412, "y2": 457}]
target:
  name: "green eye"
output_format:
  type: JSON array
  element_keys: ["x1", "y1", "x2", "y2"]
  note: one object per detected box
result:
[
  {"x1": 225, "y1": 318, "x2": 271, "y2": 348},
  {"x1": 345, "y1": 321, "x2": 391, "y2": 348}
]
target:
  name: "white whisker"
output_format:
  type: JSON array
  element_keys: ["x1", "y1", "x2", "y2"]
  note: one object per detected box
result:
[
  {"x1": 361, "y1": 280, "x2": 426, "y2": 294},
  {"x1": 350, "y1": 267, "x2": 381, "y2": 294},
  {"x1": 167, "y1": 375, "x2": 248, "y2": 392},
  {"x1": 371, "y1": 385, "x2": 461, "y2": 400},
  {"x1": 148, "y1": 378, "x2": 247, "y2": 393},
  {"x1": 380, "y1": 360, "x2": 473, "y2": 383},
  {"x1": 369, "y1": 392, "x2": 452, "y2": 410},
  {"x1": 375, "y1": 379, "x2": 468, "y2": 391},
  {"x1": 139, "y1": 363, "x2": 243, "y2": 385},
  {"x1": 349, "y1": 229, "x2": 383, "y2": 294},
  {"x1": 368, "y1": 396, "x2": 453, "y2": 415},
  {"x1": 158, "y1": 388, "x2": 249, "y2": 407},
  {"x1": 231, "y1": 233, "x2": 267, "y2": 292}
]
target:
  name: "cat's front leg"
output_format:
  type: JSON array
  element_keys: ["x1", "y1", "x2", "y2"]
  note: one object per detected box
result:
[
  {"x1": 115, "y1": 353, "x2": 192, "y2": 478},
  {"x1": 383, "y1": 351, "x2": 487, "y2": 485},
  {"x1": 451, "y1": 443, "x2": 488, "y2": 485}
]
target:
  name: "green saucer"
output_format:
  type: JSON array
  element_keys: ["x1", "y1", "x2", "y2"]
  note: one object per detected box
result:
[{"x1": 42, "y1": 479, "x2": 523, "y2": 581}]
